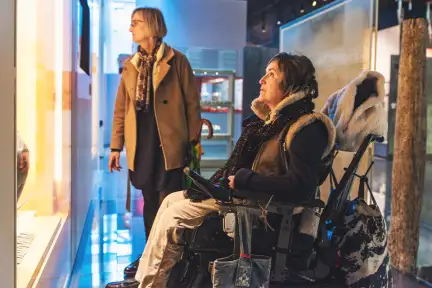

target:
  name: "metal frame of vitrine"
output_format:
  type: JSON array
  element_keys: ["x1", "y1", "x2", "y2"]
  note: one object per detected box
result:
[{"x1": 0, "y1": 0, "x2": 17, "y2": 286}]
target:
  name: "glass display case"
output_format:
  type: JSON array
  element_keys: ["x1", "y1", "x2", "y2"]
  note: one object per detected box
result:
[
  {"x1": 194, "y1": 70, "x2": 239, "y2": 168},
  {"x1": 15, "y1": 0, "x2": 74, "y2": 286},
  {"x1": 279, "y1": 0, "x2": 377, "y2": 202}
]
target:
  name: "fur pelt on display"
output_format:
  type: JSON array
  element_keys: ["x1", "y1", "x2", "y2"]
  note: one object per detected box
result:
[{"x1": 321, "y1": 71, "x2": 387, "y2": 152}]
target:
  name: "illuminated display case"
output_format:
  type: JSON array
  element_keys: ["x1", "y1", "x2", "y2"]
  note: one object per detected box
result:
[
  {"x1": 15, "y1": 0, "x2": 104, "y2": 286},
  {"x1": 15, "y1": 0, "x2": 73, "y2": 286}
]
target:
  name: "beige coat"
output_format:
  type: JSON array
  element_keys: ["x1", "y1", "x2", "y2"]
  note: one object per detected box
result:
[{"x1": 110, "y1": 43, "x2": 201, "y2": 172}]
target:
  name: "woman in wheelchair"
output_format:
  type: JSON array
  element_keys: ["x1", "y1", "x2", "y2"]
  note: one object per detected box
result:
[{"x1": 106, "y1": 52, "x2": 338, "y2": 288}]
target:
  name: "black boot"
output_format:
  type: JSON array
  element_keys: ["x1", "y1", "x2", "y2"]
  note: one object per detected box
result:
[
  {"x1": 105, "y1": 278, "x2": 140, "y2": 288},
  {"x1": 124, "y1": 256, "x2": 141, "y2": 279}
]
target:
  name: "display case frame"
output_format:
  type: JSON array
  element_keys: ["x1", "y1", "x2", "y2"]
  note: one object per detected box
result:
[{"x1": 0, "y1": 0, "x2": 17, "y2": 286}]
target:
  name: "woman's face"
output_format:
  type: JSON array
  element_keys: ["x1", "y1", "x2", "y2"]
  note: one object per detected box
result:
[
  {"x1": 258, "y1": 60, "x2": 286, "y2": 109},
  {"x1": 129, "y1": 12, "x2": 152, "y2": 44}
]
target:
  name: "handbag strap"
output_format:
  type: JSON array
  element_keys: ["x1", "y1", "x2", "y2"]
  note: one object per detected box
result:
[
  {"x1": 234, "y1": 207, "x2": 254, "y2": 287},
  {"x1": 357, "y1": 174, "x2": 378, "y2": 207},
  {"x1": 233, "y1": 206, "x2": 254, "y2": 258},
  {"x1": 236, "y1": 206, "x2": 253, "y2": 258}
]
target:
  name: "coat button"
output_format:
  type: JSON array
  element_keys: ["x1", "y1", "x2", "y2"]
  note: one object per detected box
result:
[{"x1": 163, "y1": 100, "x2": 168, "y2": 104}]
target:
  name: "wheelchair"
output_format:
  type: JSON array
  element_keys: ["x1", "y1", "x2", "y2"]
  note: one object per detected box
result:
[
  {"x1": 167, "y1": 72, "x2": 387, "y2": 288},
  {"x1": 166, "y1": 132, "x2": 383, "y2": 288}
]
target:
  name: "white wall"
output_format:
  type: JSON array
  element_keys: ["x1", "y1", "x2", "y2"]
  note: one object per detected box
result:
[
  {"x1": 376, "y1": 26, "x2": 400, "y2": 86},
  {"x1": 375, "y1": 26, "x2": 400, "y2": 141},
  {"x1": 135, "y1": 0, "x2": 247, "y2": 75},
  {"x1": 135, "y1": 0, "x2": 246, "y2": 48},
  {"x1": 103, "y1": 0, "x2": 247, "y2": 74},
  {"x1": 103, "y1": 0, "x2": 136, "y2": 73},
  {"x1": 103, "y1": 0, "x2": 247, "y2": 145}
]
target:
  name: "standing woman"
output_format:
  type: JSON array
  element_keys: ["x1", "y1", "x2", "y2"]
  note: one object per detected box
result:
[{"x1": 108, "y1": 7, "x2": 201, "y2": 278}]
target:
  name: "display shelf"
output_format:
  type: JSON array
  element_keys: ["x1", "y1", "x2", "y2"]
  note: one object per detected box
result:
[{"x1": 16, "y1": 211, "x2": 61, "y2": 288}]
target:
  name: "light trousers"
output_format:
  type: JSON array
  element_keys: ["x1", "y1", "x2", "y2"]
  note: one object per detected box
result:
[{"x1": 135, "y1": 191, "x2": 219, "y2": 288}]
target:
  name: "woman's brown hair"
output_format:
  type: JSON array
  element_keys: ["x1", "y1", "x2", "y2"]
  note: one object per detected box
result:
[{"x1": 132, "y1": 7, "x2": 168, "y2": 38}]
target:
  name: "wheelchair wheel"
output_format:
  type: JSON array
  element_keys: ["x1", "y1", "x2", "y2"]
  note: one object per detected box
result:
[
  {"x1": 167, "y1": 255, "x2": 198, "y2": 288},
  {"x1": 167, "y1": 250, "x2": 214, "y2": 288},
  {"x1": 270, "y1": 283, "x2": 344, "y2": 288}
]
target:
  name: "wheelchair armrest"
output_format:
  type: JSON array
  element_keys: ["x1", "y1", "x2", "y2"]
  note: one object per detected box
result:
[
  {"x1": 304, "y1": 199, "x2": 325, "y2": 209},
  {"x1": 232, "y1": 189, "x2": 272, "y2": 202},
  {"x1": 233, "y1": 189, "x2": 325, "y2": 209}
]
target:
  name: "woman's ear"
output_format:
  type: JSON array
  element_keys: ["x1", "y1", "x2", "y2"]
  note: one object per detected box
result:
[{"x1": 278, "y1": 80, "x2": 286, "y2": 93}]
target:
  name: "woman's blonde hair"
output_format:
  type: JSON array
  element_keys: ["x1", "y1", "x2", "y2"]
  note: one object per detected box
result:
[{"x1": 132, "y1": 7, "x2": 168, "y2": 38}]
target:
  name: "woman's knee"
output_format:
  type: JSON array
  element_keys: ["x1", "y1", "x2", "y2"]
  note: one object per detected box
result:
[
  {"x1": 162, "y1": 190, "x2": 187, "y2": 207},
  {"x1": 159, "y1": 206, "x2": 182, "y2": 234}
]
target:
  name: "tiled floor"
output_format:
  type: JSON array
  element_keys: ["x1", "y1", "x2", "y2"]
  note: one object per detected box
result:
[
  {"x1": 69, "y1": 154, "x2": 146, "y2": 288},
  {"x1": 68, "y1": 153, "x2": 432, "y2": 287}
]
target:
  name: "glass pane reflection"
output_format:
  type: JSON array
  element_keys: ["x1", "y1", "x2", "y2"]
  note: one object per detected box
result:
[{"x1": 280, "y1": 0, "x2": 376, "y2": 202}]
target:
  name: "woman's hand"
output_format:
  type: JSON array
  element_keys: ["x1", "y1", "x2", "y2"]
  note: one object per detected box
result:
[
  {"x1": 19, "y1": 150, "x2": 30, "y2": 172},
  {"x1": 108, "y1": 151, "x2": 121, "y2": 173},
  {"x1": 228, "y1": 175, "x2": 235, "y2": 189}
]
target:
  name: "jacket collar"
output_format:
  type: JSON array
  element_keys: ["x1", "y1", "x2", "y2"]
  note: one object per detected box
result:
[
  {"x1": 121, "y1": 42, "x2": 175, "y2": 101},
  {"x1": 129, "y1": 42, "x2": 167, "y2": 69},
  {"x1": 251, "y1": 91, "x2": 309, "y2": 125}
]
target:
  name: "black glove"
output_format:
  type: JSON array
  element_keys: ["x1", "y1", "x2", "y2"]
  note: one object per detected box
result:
[
  {"x1": 184, "y1": 182, "x2": 211, "y2": 201},
  {"x1": 183, "y1": 176, "x2": 230, "y2": 202}
]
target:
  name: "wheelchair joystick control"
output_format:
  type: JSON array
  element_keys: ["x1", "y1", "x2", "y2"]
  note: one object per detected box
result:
[{"x1": 183, "y1": 166, "x2": 231, "y2": 202}]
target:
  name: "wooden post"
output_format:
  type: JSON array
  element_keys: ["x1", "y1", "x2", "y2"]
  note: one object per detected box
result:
[{"x1": 388, "y1": 18, "x2": 427, "y2": 274}]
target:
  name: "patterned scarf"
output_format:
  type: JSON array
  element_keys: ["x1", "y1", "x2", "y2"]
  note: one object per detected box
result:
[{"x1": 135, "y1": 39, "x2": 162, "y2": 111}]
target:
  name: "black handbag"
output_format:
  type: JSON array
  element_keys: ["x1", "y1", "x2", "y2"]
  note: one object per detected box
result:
[{"x1": 332, "y1": 176, "x2": 391, "y2": 287}]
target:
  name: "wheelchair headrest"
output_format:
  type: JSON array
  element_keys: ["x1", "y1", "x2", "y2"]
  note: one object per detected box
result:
[{"x1": 321, "y1": 71, "x2": 387, "y2": 152}]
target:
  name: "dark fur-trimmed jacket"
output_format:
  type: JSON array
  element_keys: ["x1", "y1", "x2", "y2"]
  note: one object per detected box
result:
[{"x1": 211, "y1": 91, "x2": 336, "y2": 204}]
